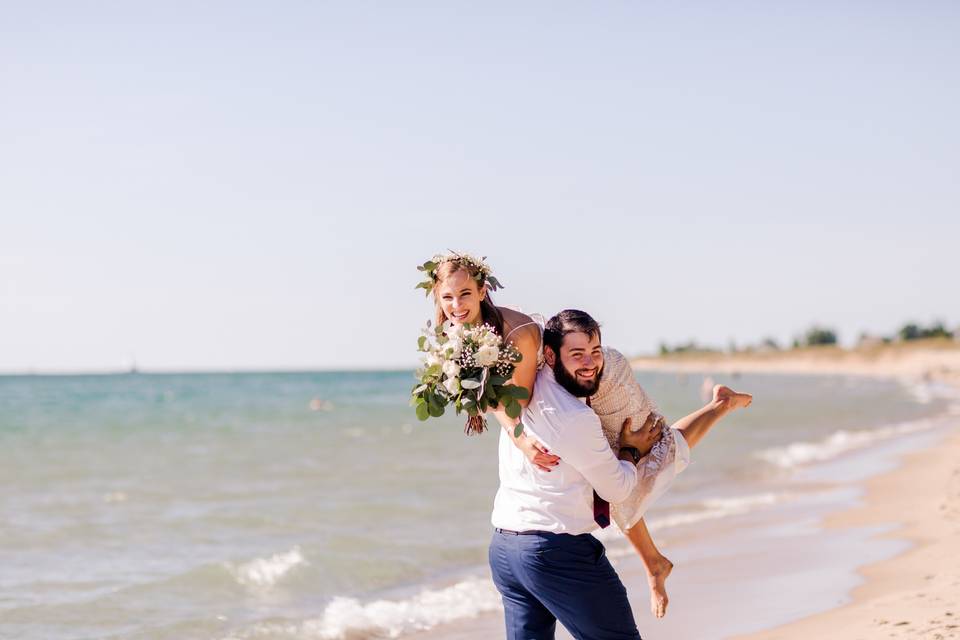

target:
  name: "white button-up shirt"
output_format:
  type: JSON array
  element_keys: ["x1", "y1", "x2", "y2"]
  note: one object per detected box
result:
[{"x1": 491, "y1": 366, "x2": 638, "y2": 534}]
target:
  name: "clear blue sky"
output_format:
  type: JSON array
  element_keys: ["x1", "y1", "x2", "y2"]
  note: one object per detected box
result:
[{"x1": 2, "y1": 2, "x2": 958, "y2": 371}]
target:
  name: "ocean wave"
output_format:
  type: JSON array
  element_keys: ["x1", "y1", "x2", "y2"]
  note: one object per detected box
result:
[
  {"x1": 223, "y1": 576, "x2": 502, "y2": 639},
  {"x1": 648, "y1": 492, "x2": 785, "y2": 531},
  {"x1": 901, "y1": 378, "x2": 960, "y2": 406},
  {"x1": 224, "y1": 546, "x2": 307, "y2": 589},
  {"x1": 594, "y1": 492, "x2": 787, "y2": 549},
  {"x1": 754, "y1": 419, "x2": 936, "y2": 469}
]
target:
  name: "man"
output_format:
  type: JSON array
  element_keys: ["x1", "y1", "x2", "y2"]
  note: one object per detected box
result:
[{"x1": 489, "y1": 309, "x2": 657, "y2": 640}]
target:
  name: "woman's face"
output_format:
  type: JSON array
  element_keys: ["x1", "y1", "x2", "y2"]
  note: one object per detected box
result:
[{"x1": 436, "y1": 269, "x2": 484, "y2": 325}]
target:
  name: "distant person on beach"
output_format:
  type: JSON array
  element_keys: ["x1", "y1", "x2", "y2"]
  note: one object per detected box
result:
[{"x1": 422, "y1": 253, "x2": 752, "y2": 629}]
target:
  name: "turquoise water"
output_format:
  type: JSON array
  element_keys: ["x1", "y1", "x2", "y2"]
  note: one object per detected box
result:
[{"x1": 0, "y1": 370, "x2": 952, "y2": 639}]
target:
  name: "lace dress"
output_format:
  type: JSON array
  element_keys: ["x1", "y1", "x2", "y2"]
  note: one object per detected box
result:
[{"x1": 590, "y1": 347, "x2": 690, "y2": 531}]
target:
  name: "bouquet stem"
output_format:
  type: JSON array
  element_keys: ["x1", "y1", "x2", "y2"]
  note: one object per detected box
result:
[{"x1": 464, "y1": 414, "x2": 487, "y2": 435}]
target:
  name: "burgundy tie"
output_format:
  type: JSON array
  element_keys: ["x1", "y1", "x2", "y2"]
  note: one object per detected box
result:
[{"x1": 586, "y1": 396, "x2": 610, "y2": 528}]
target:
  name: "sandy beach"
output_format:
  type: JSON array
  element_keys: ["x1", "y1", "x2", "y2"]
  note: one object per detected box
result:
[
  {"x1": 736, "y1": 428, "x2": 960, "y2": 640},
  {"x1": 629, "y1": 340, "x2": 960, "y2": 388},
  {"x1": 633, "y1": 342, "x2": 960, "y2": 640}
]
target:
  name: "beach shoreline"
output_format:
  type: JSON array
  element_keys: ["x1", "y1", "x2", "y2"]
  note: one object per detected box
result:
[
  {"x1": 631, "y1": 346, "x2": 960, "y2": 639},
  {"x1": 404, "y1": 348, "x2": 960, "y2": 640},
  {"x1": 734, "y1": 424, "x2": 960, "y2": 640},
  {"x1": 629, "y1": 340, "x2": 960, "y2": 388}
]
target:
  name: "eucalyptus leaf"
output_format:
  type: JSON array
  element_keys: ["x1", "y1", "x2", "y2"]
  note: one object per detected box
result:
[
  {"x1": 504, "y1": 399, "x2": 521, "y2": 419},
  {"x1": 416, "y1": 402, "x2": 429, "y2": 421},
  {"x1": 428, "y1": 402, "x2": 445, "y2": 417},
  {"x1": 505, "y1": 385, "x2": 529, "y2": 400},
  {"x1": 460, "y1": 378, "x2": 481, "y2": 390},
  {"x1": 513, "y1": 422, "x2": 524, "y2": 438}
]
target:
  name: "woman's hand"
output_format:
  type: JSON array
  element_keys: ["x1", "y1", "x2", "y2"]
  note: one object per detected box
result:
[
  {"x1": 619, "y1": 414, "x2": 664, "y2": 458},
  {"x1": 519, "y1": 434, "x2": 561, "y2": 472}
]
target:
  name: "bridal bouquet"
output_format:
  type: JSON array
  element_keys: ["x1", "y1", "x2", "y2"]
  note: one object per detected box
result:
[{"x1": 411, "y1": 320, "x2": 529, "y2": 435}]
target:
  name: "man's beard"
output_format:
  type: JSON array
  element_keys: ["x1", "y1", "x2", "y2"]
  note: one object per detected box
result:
[{"x1": 552, "y1": 359, "x2": 604, "y2": 398}]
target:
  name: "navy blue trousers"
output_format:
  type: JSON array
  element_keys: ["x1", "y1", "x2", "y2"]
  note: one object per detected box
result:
[{"x1": 489, "y1": 529, "x2": 641, "y2": 640}]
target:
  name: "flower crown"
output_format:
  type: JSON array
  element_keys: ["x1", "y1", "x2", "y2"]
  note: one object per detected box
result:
[{"x1": 415, "y1": 251, "x2": 504, "y2": 297}]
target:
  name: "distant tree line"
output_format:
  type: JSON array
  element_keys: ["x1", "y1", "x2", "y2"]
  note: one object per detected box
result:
[
  {"x1": 896, "y1": 321, "x2": 954, "y2": 341},
  {"x1": 656, "y1": 320, "x2": 955, "y2": 356}
]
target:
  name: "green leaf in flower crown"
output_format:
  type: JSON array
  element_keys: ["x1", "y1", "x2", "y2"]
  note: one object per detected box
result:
[
  {"x1": 417, "y1": 336, "x2": 426, "y2": 350},
  {"x1": 415, "y1": 402, "x2": 429, "y2": 421},
  {"x1": 504, "y1": 398, "x2": 521, "y2": 419},
  {"x1": 460, "y1": 378, "x2": 481, "y2": 390},
  {"x1": 514, "y1": 422, "x2": 524, "y2": 438},
  {"x1": 424, "y1": 261, "x2": 437, "y2": 272},
  {"x1": 486, "y1": 276, "x2": 503, "y2": 291}
]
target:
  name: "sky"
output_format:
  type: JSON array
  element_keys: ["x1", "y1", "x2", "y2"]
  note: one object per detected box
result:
[{"x1": 2, "y1": 2, "x2": 958, "y2": 371}]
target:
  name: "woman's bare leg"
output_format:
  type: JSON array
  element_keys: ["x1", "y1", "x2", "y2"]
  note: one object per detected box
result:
[
  {"x1": 672, "y1": 384, "x2": 752, "y2": 449},
  {"x1": 625, "y1": 518, "x2": 673, "y2": 618}
]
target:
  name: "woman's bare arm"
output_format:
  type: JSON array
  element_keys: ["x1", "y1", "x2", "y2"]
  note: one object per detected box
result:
[{"x1": 489, "y1": 322, "x2": 560, "y2": 471}]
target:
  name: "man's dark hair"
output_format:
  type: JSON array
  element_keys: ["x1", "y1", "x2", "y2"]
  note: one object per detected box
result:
[{"x1": 543, "y1": 309, "x2": 602, "y2": 354}]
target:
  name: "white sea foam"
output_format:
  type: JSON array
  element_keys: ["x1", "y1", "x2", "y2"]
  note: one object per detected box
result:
[
  {"x1": 224, "y1": 576, "x2": 502, "y2": 639},
  {"x1": 225, "y1": 547, "x2": 307, "y2": 589},
  {"x1": 647, "y1": 492, "x2": 785, "y2": 532},
  {"x1": 754, "y1": 419, "x2": 936, "y2": 469},
  {"x1": 902, "y1": 378, "x2": 960, "y2": 406}
]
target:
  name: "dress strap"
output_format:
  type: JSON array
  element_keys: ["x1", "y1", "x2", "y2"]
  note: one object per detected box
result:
[{"x1": 504, "y1": 320, "x2": 541, "y2": 342}]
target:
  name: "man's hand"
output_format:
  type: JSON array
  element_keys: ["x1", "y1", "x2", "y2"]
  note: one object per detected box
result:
[
  {"x1": 519, "y1": 433, "x2": 561, "y2": 472},
  {"x1": 619, "y1": 414, "x2": 664, "y2": 458}
]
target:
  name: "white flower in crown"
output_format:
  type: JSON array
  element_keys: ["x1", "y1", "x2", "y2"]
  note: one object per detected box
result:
[
  {"x1": 442, "y1": 360, "x2": 461, "y2": 379},
  {"x1": 443, "y1": 377, "x2": 460, "y2": 396},
  {"x1": 415, "y1": 251, "x2": 504, "y2": 297},
  {"x1": 475, "y1": 344, "x2": 500, "y2": 367}
]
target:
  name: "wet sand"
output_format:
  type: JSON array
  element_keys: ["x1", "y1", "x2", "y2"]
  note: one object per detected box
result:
[
  {"x1": 735, "y1": 427, "x2": 960, "y2": 640},
  {"x1": 406, "y1": 415, "x2": 959, "y2": 639}
]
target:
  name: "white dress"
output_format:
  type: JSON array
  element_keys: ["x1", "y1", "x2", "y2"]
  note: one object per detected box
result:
[
  {"x1": 590, "y1": 347, "x2": 690, "y2": 531},
  {"x1": 503, "y1": 313, "x2": 690, "y2": 533}
]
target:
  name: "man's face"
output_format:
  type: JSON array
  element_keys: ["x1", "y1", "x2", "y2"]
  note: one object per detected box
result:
[{"x1": 548, "y1": 331, "x2": 604, "y2": 397}]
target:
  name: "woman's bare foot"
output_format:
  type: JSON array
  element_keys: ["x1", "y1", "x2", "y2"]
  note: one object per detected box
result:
[
  {"x1": 646, "y1": 555, "x2": 673, "y2": 618},
  {"x1": 713, "y1": 384, "x2": 753, "y2": 410}
]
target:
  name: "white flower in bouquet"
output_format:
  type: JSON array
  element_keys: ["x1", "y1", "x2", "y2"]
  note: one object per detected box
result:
[
  {"x1": 426, "y1": 352, "x2": 443, "y2": 368},
  {"x1": 442, "y1": 360, "x2": 461, "y2": 379},
  {"x1": 480, "y1": 331, "x2": 500, "y2": 347},
  {"x1": 475, "y1": 344, "x2": 500, "y2": 367},
  {"x1": 445, "y1": 337, "x2": 463, "y2": 358},
  {"x1": 443, "y1": 377, "x2": 460, "y2": 396},
  {"x1": 443, "y1": 320, "x2": 464, "y2": 338}
]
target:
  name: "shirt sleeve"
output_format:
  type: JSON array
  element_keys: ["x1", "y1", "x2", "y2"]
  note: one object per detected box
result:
[{"x1": 552, "y1": 410, "x2": 638, "y2": 503}]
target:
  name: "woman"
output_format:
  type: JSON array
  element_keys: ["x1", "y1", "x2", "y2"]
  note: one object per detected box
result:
[{"x1": 425, "y1": 252, "x2": 752, "y2": 618}]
